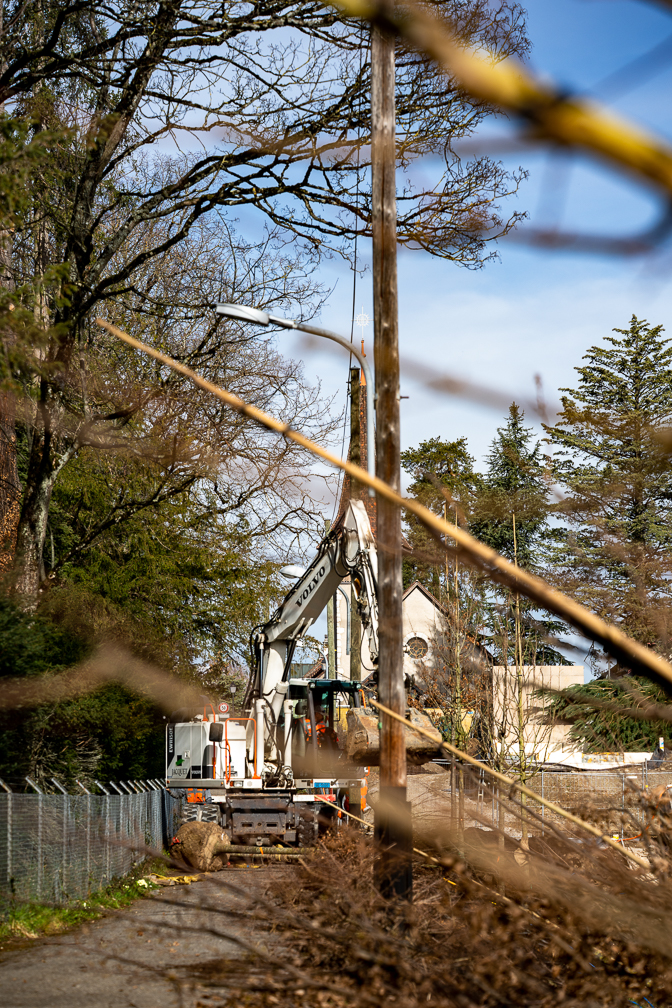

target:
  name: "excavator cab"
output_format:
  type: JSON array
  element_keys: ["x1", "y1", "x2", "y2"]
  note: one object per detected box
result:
[{"x1": 282, "y1": 678, "x2": 363, "y2": 777}]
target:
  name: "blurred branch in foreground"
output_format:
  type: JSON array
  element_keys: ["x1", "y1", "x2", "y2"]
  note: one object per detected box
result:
[
  {"x1": 0, "y1": 643, "x2": 205, "y2": 715},
  {"x1": 326, "y1": 0, "x2": 672, "y2": 198},
  {"x1": 299, "y1": 334, "x2": 557, "y2": 419},
  {"x1": 321, "y1": 0, "x2": 672, "y2": 257}
]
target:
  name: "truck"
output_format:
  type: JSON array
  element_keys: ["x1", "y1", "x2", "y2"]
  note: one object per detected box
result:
[{"x1": 165, "y1": 500, "x2": 379, "y2": 846}]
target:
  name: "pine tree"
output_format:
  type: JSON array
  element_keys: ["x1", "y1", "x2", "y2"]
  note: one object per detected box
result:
[
  {"x1": 400, "y1": 436, "x2": 479, "y2": 595},
  {"x1": 545, "y1": 315, "x2": 672, "y2": 648},
  {"x1": 472, "y1": 403, "x2": 548, "y2": 568},
  {"x1": 471, "y1": 404, "x2": 563, "y2": 668}
]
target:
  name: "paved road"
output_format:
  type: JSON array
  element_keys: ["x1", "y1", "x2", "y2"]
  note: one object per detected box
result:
[{"x1": 0, "y1": 867, "x2": 285, "y2": 1008}]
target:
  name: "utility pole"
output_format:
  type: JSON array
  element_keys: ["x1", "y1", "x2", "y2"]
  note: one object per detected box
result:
[
  {"x1": 349, "y1": 367, "x2": 363, "y2": 685},
  {"x1": 371, "y1": 9, "x2": 412, "y2": 900},
  {"x1": 326, "y1": 519, "x2": 336, "y2": 678}
]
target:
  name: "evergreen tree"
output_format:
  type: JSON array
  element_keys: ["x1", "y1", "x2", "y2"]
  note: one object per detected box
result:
[
  {"x1": 45, "y1": 449, "x2": 281, "y2": 670},
  {"x1": 401, "y1": 437, "x2": 487, "y2": 750},
  {"x1": 471, "y1": 403, "x2": 548, "y2": 568},
  {"x1": 400, "y1": 436, "x2": 479, "y2": 595},
  {"x1": 471, "y1": 404, "x2": 564, "y2": 668},
  {"x1": 545, "y1": 316, "x2": 672, "y2": 647},
  {"x1": 543, "y1": 678, "x2": 668, "y2": 753},
  {"x1": 0, "y1": 595, "x2": 166, "y2": 789}
]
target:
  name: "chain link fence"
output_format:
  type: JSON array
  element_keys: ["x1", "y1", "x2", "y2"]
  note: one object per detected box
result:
[
  {"x1": 449, "y1": 765, "x2": 672, "y2": 837},
  {"x1": 0, "y1": 784, "x2": 180, "y2": 914}
]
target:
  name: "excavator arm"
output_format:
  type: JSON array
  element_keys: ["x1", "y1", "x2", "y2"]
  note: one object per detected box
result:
[{"x1": 248, "y1": 500, "x2": 378, "y2": 733}]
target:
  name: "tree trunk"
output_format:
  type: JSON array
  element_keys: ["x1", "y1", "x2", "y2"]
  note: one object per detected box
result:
[
  {"x1": 14, "y1": 419, "x2": 75, "y2": 600},
  {"x1": 14, "y1": 430, "x2": 53, "y2": 597},
  {"x1": 0, "y1": 385, "x2": 21, "y2": 576},
  {"x1": 0, "y1": 51, "x2": 19, "y2": 578}
]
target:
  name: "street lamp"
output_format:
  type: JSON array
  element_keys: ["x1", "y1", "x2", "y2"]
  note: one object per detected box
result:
[{"x1": 215, "y1": 302, "x2": 375, "y2": 494}]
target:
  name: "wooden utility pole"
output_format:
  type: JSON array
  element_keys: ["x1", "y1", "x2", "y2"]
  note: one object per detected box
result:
[
  {"x1": 371, "y1": 11, "x2": 412, "y2": 899},
  {"x1": 349, "y1": 367, "x2": 363, "y2": 685},
  {"x1": 326, "y1": 518, "x2": 336, "y2": 678}
]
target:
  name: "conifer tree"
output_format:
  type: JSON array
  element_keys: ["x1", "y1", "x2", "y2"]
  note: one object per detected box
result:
[
  {"x1": 400, "y1": 437, "x2": 484, "y2": 747},
  {"x1": 471, "y1": 404, "x2": 563, "y2": 666},
  {"x1": 541, "y1": 316, "x2": 672, "y2": 753},
  {"x1": 545, "y1": 315, "x2": 672, "y2": 647},
  {"x1": 472, "y1": 403, "x2": 548, "y2": 569},
  {"x1": 400, "y1": 436, "x2": 479, "y2": 595}
]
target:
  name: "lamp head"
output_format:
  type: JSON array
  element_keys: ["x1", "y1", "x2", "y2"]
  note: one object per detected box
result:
[
  {"x1": 216, "y1": 303, "x2": 270, "y2": 326},
  {"x1": 279, "y1": 564, "x2": 307, "y2": 579}
]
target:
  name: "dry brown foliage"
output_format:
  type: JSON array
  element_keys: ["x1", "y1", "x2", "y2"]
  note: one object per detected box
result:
[{"x1": 176, "y1": 824, "x2": 672, "y2": 1008}]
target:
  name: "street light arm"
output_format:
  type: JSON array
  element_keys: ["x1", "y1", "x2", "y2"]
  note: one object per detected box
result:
[
  {"x1": 216, "y1": 302, "x2": 376, "y2": 496},
  {"x1": 274, "y1": 319, "x2": 375, "y2": 496},
  {"x1": 284, "y1": 320, "x2": 375, "y2": 403}
]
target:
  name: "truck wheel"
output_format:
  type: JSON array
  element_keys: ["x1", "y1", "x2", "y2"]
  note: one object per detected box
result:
[
  {"x1": 318, "y1": 804, "x2": 337, "y2": 835},
  {"x1": 297, "y1": 810, "x2": 318, "y2": 847}
]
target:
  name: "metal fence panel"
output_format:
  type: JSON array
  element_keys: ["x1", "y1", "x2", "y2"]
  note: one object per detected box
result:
[
  {"x1": 0, "y1": 784, "x2": 180, "y2": 915},
  {"x1": 450, "y1": 766, "x2": 672, "y2": 838}
]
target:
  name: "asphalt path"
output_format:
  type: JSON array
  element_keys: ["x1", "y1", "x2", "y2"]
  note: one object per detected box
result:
[{"x1": 0, "y1": 866, "x2": 287, "y2": 1008}]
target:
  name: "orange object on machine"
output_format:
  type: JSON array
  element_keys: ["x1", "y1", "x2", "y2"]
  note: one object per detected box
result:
[
  {"x1": 186, "y1": 788, "x2": 207, "y2": 803},
  {"x1": 361, "y1": 767, "x2": 370, "y2": 811}
]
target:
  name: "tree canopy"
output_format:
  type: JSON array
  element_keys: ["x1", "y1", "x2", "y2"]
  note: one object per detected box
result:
[
  {"x1": 471, "y1": 403, "x2": 549, "y2": 570},
  {"x1": 400, "y1": 435, "x2": 479, "y2": 595}
]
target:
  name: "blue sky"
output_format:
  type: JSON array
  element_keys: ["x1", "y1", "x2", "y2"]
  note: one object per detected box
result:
[{"x1": 278, "y1": 0, "x2": 672, "y2": 499}]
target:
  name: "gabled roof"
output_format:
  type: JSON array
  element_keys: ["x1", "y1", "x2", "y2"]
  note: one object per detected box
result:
[{"x1": 402, "y1": 579, "x2": 449, "y2": 615}]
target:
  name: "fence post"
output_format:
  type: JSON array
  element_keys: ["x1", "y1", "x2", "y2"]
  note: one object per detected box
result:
[
  {"x1": 6, "y1": 789, "x2": 12, "y2": 895},
  {"x1": 62, "y1": 792, "x2": 67, "y2": 901},
  {"x1": 492, "y1": 778, "x2": 496, "y2": 832},
  {"x1": 541, "y1": 771, "x2": 545, "y2": 836},
  {"x1": 105, "y1": 795, "x2": 110, "y2": 883},
  {"x1": 86, "y1": 793, "x2": 91, "y2": 890},
  {"x1": 450, "y1": 759, "x2": 456, "y2": 832},
  {"x1": 37, "y1": 793, "x2": 43, "y2": 901}
]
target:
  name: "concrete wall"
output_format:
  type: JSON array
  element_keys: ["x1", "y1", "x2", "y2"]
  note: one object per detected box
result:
[{"x1": 493, "y1": 665, "x2": 584, "y2": 760}]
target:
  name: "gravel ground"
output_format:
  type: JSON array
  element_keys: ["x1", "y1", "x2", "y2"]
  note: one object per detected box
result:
[{"x1": 0, "y1": 866, "x2": 289, "y2": 1008}]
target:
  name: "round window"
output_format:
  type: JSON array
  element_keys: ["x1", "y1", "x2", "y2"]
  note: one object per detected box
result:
[{"x1": 406, "y1": 636, "x2": 428, "y2": 659}]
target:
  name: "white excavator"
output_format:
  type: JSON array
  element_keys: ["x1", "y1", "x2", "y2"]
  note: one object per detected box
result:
[{"x1": 165, "y1": 500, "x2": 380, "y2": 846}]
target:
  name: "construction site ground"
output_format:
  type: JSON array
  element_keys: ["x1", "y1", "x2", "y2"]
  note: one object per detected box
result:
[{"x1": 0, "y1": 865, "x2": 287, "y2": 1008}]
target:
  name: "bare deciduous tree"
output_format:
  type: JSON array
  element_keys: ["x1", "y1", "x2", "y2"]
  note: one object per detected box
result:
[{"x1": 0, "y1": 0, "x2": 529, "y2": 597}]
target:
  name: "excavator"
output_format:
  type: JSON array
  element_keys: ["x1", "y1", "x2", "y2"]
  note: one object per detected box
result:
[{"x1": 165, "y1": 500, "x2": 380, "y2": 847}]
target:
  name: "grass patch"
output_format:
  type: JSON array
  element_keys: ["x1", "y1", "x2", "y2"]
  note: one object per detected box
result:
[{"x1": 0, "y1": 856, "x2": 166, "y2": 941}]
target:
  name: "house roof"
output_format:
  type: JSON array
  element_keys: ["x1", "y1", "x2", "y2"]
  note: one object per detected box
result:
[{"x1": 402, "y1": 579, "x2": 449, "y2": 615}]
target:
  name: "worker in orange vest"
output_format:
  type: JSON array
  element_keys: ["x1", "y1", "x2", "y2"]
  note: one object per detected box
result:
[{"x1": 304, "y1": 707, "x2": 328, "y2": 745}]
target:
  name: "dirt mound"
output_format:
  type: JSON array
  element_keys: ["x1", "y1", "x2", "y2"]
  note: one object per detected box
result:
[{"x1": 170, "y1": 821, "x2": 230, "y2": 872}]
